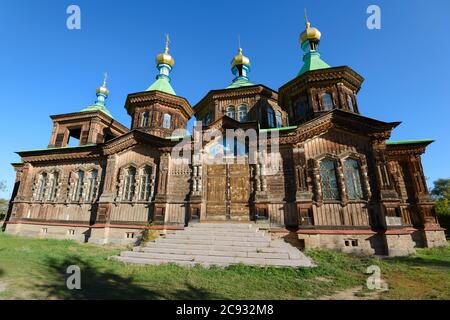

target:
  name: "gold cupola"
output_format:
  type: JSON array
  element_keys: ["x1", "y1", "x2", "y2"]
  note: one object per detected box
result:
[
  {"x1": 231, "y1": 48, "x2": 250, "y2": 68},
  {"x1": 300, "y1": 9, "x2": 321, "y2": 44},
  {"x1": 96, "y1": 73, "x2": 109, "y2": 97},
  {"x1": 156, "y1": 34, "x2": 175, "y2": 67}
]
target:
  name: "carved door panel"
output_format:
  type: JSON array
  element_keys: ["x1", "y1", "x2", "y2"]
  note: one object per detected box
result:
[
  {"x1": 229, "y1": 164, "x2": 251, "y2": 220},
  {"x1": 206, "y1": 165, "x2": 227, "y2": 220}
]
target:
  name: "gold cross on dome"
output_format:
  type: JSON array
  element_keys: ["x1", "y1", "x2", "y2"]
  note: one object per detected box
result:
[
  {"x1": 304, "y1": 8, "x2": 311, "y2": 28},
  {"x1": 103, "y1": 72, "x2": 108, "y2": 87},
  {"x1": 165, "y1": 33, "x2": 170, "y2": 53}
]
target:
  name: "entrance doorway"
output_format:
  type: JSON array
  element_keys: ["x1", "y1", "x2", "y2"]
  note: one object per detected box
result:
[{"x1": 205, "y1": 163, "x2": 251, "y2": 221}]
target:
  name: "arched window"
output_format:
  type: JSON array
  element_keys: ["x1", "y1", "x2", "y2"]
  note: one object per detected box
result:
[
  {"x1": 320, "y1": 159, "x2": 340, "y2": 200},
  {"x1": 227, "y1": 106, "x2": 236, "y2": 119},
  {"x1": 123, "y1": 167, "x2": 136, "y2": 201},
  {"x1": 139, "y1": 166, "x2": 152, "y2": 201},
  {"x1": 141, "y1": 112, "x2": 150, "y2": 127},
  {"x1": 202, "y1": 112, "x2": 211, "y2": 126},
  {"x1": 238, "y1": 105, "x2": 248, "y2": 122},
  {"x1": 36, "y1": 172, "x2": 48, "y2": 201},
  {"x1": 87, "y1": 170, "x2": 98, "y2": 202},
  {"x1": 275, "y1": 111, "x2": 282, "y2": 128},
  {"x1": 322, "y1": 93, "x2": 334, "y2": 111},
  {"x1": 73, "y1": 170, "x2": 85, "y2": 201},
  {"x1": 162, "y1": 114, "x2": 171, "y2": 129},
  {"x1": 47, "y1": 172, "x2": 59, "y2": 201},
  {"x1": 344, "y1": 159, "x2": 364, "y2": 200},
  {"x1": 267, "y1": 107, "x2": 275, "y2": 127},
  {"x1": 347, "y1": 95, "x2": 354, "y2": 112},
  {"x1": 295, "y1": 100, "x2": 307, "y2": 119}
]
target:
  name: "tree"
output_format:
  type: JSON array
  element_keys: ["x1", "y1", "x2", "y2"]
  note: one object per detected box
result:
[
  {"x1": 0, "y1": 180, "x2": 8, "y2": 220},
  {"x1": 431, "y1": 178, "x2": 450, "y2": 200},
  {"x1": 432, "y1": 178, "x2": 450, "y2": 235},
  {"x1": 0, "y1": 198, "x2": 8, "y2": 221}
]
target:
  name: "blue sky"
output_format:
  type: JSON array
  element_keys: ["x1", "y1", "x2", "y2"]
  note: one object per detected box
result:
[{"x1": 0, "y1": 0, "x2": 449, "y2": 198}]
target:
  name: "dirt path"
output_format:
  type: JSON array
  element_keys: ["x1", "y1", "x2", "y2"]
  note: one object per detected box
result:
[{"x1": 318, "y1": 280, "x2": 389, "y2": 300}]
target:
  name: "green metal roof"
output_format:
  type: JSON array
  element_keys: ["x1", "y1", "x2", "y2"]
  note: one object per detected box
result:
[
  {"x1": 386, "y1": 139, "x2": 434, "y2": 145},
  {"x1": 298, "y1": 53, "x2": 331, "y2": 76},
  {"x1": 260, "y1": 125, "x2": 298, "y2": 133},
  {"x1": 226, "y1": 78, "x2": 255, "y2": 89},
  {"x1": 80, "y1": 103, "x2": 113, "y2": 118},
  {"x1": 146, "y1": 78, "x2": 176, "y2": 95}
]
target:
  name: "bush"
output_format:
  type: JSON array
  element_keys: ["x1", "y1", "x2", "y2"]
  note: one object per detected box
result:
[
  {"x1": 0, "y1": 199, "x2": 8, "y2": 221},
  {"x1": 436, "y1": 199, "x2": 450, "y2": 235}
]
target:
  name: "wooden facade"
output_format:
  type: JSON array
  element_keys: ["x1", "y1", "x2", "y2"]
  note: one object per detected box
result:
[{"x1": 4, "y1": 65, "x2": 446, "y2": 255}]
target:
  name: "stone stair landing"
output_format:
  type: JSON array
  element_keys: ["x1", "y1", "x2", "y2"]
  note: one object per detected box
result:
[{"x1": 112, "y1": 223, "x2": 314, "y2": 268}]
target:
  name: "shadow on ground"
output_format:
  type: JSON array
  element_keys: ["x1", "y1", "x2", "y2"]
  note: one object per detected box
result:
[
  {"x1": 36, "y1": 256, "x2": 223, "y2": 300},
  {"x1": 387, "y1": 254, "x2": 450, "y2": 269}
]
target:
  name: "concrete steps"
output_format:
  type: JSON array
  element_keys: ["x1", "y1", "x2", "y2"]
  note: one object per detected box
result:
[{"x1": 112, "y1": 223, "x2": 314, "y2": 268}]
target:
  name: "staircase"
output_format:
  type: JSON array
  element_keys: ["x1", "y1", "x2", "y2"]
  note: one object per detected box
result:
[{"x1": 112, "y1": 223, "x2": 314, "y2": 268}]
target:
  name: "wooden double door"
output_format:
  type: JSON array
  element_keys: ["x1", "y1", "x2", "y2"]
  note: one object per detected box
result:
[{"x1": 205, "y1": 163, "x2": 251, "y2": 221}]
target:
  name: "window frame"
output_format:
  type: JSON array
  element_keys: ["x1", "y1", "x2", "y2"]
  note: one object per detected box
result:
[
  {"x1": 322, "y1": 93, "x2": 334, "y2": 111},
  {"x1": 275, "y1": 111, "x2": 282, "y2": 128},
  {"x1": 139, "y1": 166, "x2": 153, "y2": 201},
  {"x1": 343, "y1": 158, "x2": 364, "y2": 200},
  {"x1": 319, "y1": 159, "x2": 340, "y2": 201},
  {"x1": 238, "y1": 105, "x2": 248, "y2": 122},
  {"x1": 295, "y1": 99, "x2": 308, "y2": 119},
  {"x1": 47, "y1": 171, "x2": 59, "y2": 201},
  {"x1": 347, "y1": 95, "x2": 354, "y2": 112},
  {"x1": 227, "y1": 106, "x2": 236, "y2": 120},
  {"x1": 36, "y1": 172, "x2": 48, "y2": 201},
  {"x1": 267, "y1": 107, "x2": 275, "y2": 128},
  {"x1": 87, "y1": 169, "x2": 99, "y2": 202},
  {"x1": 73, "y1": 170, "x2": 85, "y2": 202},
  {"x1": 141, "y1": 111, "x2": 150, "y2": 127},
  {"x1": 122, "y1": 167, "x2": 137, "y2": 202},
  {"x1": 162, "y1": 113, "x2": 171, "y2": 129}
]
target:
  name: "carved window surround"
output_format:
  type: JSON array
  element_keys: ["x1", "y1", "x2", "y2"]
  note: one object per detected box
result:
[
  {"x1": 115, "y1": 163, "x2": 157, "y2": 204},
  {"x1": 312, "y1": 152, "x2": 371, "y2": 207},
  {"x1": 29, "y1": 165, "x2": 102, "y2": 206}
]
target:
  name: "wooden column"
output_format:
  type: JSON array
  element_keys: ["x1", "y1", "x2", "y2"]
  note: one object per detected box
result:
[
  {"x1": 96, "y1": 154, "x2": 117, "y2": 223},
  {"x1": 371, "y1": 139, "x2": 401, "y2": 227},
  {"x1": 406, "y1": 154, "x2": 437, "y2": 227},
  {"x1": 153, "y1": 151, "x2": 170, "y2": 224},
  {"x1": 293, "y1": 145, "x2": 314, "y2": 226}
]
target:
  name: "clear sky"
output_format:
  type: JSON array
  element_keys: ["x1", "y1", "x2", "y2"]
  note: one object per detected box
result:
[{"x1": 0, "y1": 0, "x2": 449, "y2": 199}]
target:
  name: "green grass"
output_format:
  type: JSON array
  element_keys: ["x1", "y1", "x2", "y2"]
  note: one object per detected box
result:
[{"x1": 0, "y1": 233, "x2": 449, "y2": 300}]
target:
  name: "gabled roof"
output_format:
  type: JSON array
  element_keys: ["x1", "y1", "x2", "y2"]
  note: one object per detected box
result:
[
  {"x1": 101, "y1": 129, "x2": 179, "y2": 155},
  {"x1": 202, "y1": 114, "x2": 260, "y2": 133},
  {"x1": 282, "y1": 109, "x2": 401, "y2": 144}
]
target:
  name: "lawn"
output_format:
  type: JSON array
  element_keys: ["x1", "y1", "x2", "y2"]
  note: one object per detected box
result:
[{"x1": 0, "y1": 233, "x2": 449, "y2": 300}]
